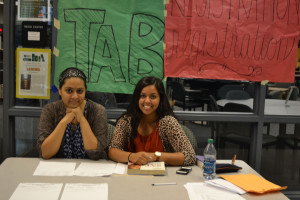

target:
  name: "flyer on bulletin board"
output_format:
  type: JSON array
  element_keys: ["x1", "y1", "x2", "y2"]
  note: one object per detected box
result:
[
  {"x1": 17, "y1": 0, "x2": 51, "y2": 22},
  {"x1": 16, "y1": 48, "x2": 51, "y2": 99}
]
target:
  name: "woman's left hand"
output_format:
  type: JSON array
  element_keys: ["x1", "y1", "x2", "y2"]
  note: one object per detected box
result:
[
  {"x1": 66, "y1": 101, "x2": 86, "y2": 124},
  {"x1": 71, "y1": 107, "x2": 85, "y2": 123}
]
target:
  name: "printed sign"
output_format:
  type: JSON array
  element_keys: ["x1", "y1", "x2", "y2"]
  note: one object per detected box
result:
[
  {"x1": 18, "y1": 0, "x2": 50, "y2": 21},
  {"x1": 16, "y1": 48, "x2": 51, "y2": 99}
]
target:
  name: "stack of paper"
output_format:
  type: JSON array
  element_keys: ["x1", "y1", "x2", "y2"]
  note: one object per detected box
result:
[
  {"x1": 205, "y1": 179, "x2": 246, "y2": 195},
  {"x1": 9, "y1": 183, "x2": 108, "y2": 200},
  {"x1": 60, "y1": 183, "x2": 108, "y2": 200},
  {"x1": 9, "y1": 183, "x2": 63, "y2": 200},
  {"x1": 33, "y1": 161, "x2": 76, "y2": 176},
  {"x1": 33, "y1": 161, "x2": 126, "y2": 177},
  {"x1": 113, "y1": 163, "x2": 127, "y2": 174},
  {"x1": 74, "y1": 163, "x2": 116, "y2": 176},
  {"x1": 220, "y1": 174, "x2": 287, "y2": 194},
  {"x1": 184, "y1": 183, "x2": 245, "y2": 200}
]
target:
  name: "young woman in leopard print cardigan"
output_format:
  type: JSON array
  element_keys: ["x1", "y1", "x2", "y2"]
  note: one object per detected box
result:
[{"x1": 108, "y1": 76, "x2": 196, "y2": 166}]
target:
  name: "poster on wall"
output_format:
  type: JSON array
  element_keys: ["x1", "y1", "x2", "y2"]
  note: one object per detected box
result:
[
  {"x1": 16, "y1": 48, "x2": 51, "y2": 99},
  {"x1": 22, "y1": 21, "x2": 48, "y2": 47},
  {"x1": 18, "y1": 0, "x2": 50, "y2": 21},
  {"x1": 164, "y1": 0, "x2": 300, "y2": 83},
  {"x1": 54, "y1": 0, "x2": 165, "y2": 94}
]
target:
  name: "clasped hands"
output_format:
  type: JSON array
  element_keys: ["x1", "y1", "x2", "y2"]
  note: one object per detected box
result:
[
  {"x1": 64, "y1": 103, "x2": 85, "y2": 125},
  {"x1": 129, "y1": 152, "x2": 157, "y2": 165}
]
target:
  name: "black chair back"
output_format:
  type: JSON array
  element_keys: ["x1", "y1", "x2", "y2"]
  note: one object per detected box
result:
[
  {"x1": 217, "y1": 84, "x2": 243, "y2": 99},
  {"x1": 223, "y1": 103, "x2": 253, "y2": 112},
  {"x1": 225, "y1": 90, "x2": 250, "y2": 100},
  {"x1": 171, "y1": 81, "x2": 186, "y2": 102},
  {"x1": 86, "y1": 91, "x2": 117, "y2": 108}
]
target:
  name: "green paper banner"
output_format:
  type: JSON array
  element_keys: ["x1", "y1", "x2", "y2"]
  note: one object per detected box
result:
[{"x1": 55, "y1": 0, "x2": 165, "y2": 93}]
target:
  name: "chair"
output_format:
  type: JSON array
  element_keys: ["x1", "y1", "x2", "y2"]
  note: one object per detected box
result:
[
  {"x1": 107, "y1": 123, "x2": 115, "y2": 145},
  {"x1": 223, "y1": 102, "x2": 252, "y2": 112},
  {"x1": 245, "y1": 82, "x2": 269, "y2": 98},
  {"x1": 171, "y1": 81, "x2": 204, "y2": 111},
  {"x1": 217, "y1": 84, "x2": 243, "y2": 99},
  {"x1": 218, "y1": 103, "x2": 252, "y2": 150},
  {"x1": 285, "y1": 86, "x2": 299, "y2": 102},
  {"x1": 185, "y1": 79, "x2": 220, "y2": 98},
  {"x1": 219, "y1": 103, "x2": 277, "y2": 154},
  {"x1": 268, "y1": 82, "x2": 298, "y2": 100},
  {"x1": 291, "y1": 123, "x2": 300, "y2": 149},
  {"x1": 208, "y1": 95, "x2": 221, "y2": 142},
  {"x1": 20, "y1": 140, "x2": 39, "y2": 158},
  {"x1": 279, "y1": 123, "x2": 300, "y2": 149},
  {"x1": 180, "y1": 124, "x2": 197, "y2": 150},
  {"x1": 225, "y1": 90, "x2": 251, "y2": 100},
  {"x1": 208, "y1": 95, "x2": 220, "y2": 112},
  {"x1": 115, "y1": 93, "x2": 133, "y2": 109},
  {"x1": 86, "y1": 91, "x2": 117, "y2": 108}
]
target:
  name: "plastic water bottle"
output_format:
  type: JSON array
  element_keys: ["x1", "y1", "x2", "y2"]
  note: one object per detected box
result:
[{"x1": 203, "y1": 138, "x2": 216, "y2": 180}]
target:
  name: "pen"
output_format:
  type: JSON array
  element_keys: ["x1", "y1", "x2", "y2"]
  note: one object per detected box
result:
[
  {"x1": 152, "y1": 182, "x2": 177, "y2": 186},
  {"x1": 232, "y1": 154, "x2": 236, "y2": 165}
]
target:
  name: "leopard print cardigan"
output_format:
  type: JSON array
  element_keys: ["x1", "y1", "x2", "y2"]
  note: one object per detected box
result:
[{"x1": 109, "y1": 115, "x2": 196, "y2": 166}]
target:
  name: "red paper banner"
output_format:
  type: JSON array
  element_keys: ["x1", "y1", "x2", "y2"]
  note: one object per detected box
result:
[{"x1": 164, "y1": 0, "x2": 300, "y2": 82}]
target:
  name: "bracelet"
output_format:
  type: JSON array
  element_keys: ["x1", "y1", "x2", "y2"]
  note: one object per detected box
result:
[{"x1": 128, "y1": 152, "x2": 133, "y2": 162}]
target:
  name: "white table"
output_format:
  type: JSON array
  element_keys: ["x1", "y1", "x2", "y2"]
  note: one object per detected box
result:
[
  {"x1": 0, "y1": 158, "x2": 288, "y2": 200},
  {"x1": 216, "y1": 98, "x2": 300, "y2": 115}
]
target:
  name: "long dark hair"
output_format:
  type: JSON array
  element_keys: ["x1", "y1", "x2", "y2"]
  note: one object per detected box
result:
[{"x1": 122, "y1": 76, "x2": 174, "y2": 151}]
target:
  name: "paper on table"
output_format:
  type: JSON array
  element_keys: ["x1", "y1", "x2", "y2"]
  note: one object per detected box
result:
[
  {"x1": 74, "y1": 162, "x2": 116, "y2": 176},
  {"x1": 33, "y1": 161, "x2": 76, "y2": 176},
  {"x1": 184, "y1": 183, "x2": 245, "y2": 200},
  {"x1": 113, "y1": 163, "x2": 127, "y2": 174},
  {"x1": 220, "y1": 174, "x2": 287, "y2": 194},
  {"x1": 9, "y1": 183, "x2": 63, "y2": 200},
  {"x1": 60, "y1": 183, "x2": 108, "y2": 200},
  {"x1": 205, "y1": 179, "x2": 246, "y2": 195}
]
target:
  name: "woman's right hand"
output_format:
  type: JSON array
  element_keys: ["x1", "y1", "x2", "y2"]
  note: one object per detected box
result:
[
  {"x1": 40, "y1": 108, "x2": 76, "y2": 159},
  {"x1": 63, "y1": 112, "x2": 76, "y2": 124},
  {"x1": 129, "y1": 152, "x2": 155, "y2": 165}
]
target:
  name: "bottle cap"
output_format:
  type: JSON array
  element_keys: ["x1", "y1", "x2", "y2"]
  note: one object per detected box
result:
[{"x1": 208, "y1": 138, "x2": 214, "y2": 143}]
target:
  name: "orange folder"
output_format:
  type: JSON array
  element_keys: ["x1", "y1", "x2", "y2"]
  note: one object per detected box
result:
[{"x1": 220, "y1": 174, "x2": 287, "y2": 194}]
